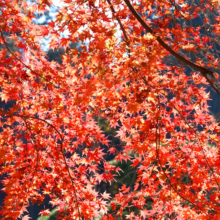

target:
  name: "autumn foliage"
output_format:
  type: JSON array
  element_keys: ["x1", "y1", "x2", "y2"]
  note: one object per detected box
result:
[{"x1": 1, "y1": 0, "x2": 220, "y2": 219}]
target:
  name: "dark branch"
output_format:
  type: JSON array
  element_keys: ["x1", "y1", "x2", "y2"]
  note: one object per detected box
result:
[{"x1": 123, "y1": 0, "x2": 220, "y2": 95}]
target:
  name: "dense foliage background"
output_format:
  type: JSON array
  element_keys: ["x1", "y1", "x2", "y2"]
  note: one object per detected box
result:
[{"x1": 1, "y1": 0, "x2": 220, "y2": 219}]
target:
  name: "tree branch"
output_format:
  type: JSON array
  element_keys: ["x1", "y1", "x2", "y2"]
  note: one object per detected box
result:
[{"x1": 123, "y1": 0, "x2": 220, "y2": 95}]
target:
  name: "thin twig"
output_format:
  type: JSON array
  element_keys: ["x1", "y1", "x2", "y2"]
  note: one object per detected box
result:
[
  {"x1": 0, "y1": 109, "x2": 82, "y2": 218},
  {"x1": 0, "y1": 29, "x2": 61, "y2": 90}
]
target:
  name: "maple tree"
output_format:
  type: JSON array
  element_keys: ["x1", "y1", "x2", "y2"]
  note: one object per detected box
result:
[{"x1": 1, "y1": 0, "x2": 220, "y2": 219}]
